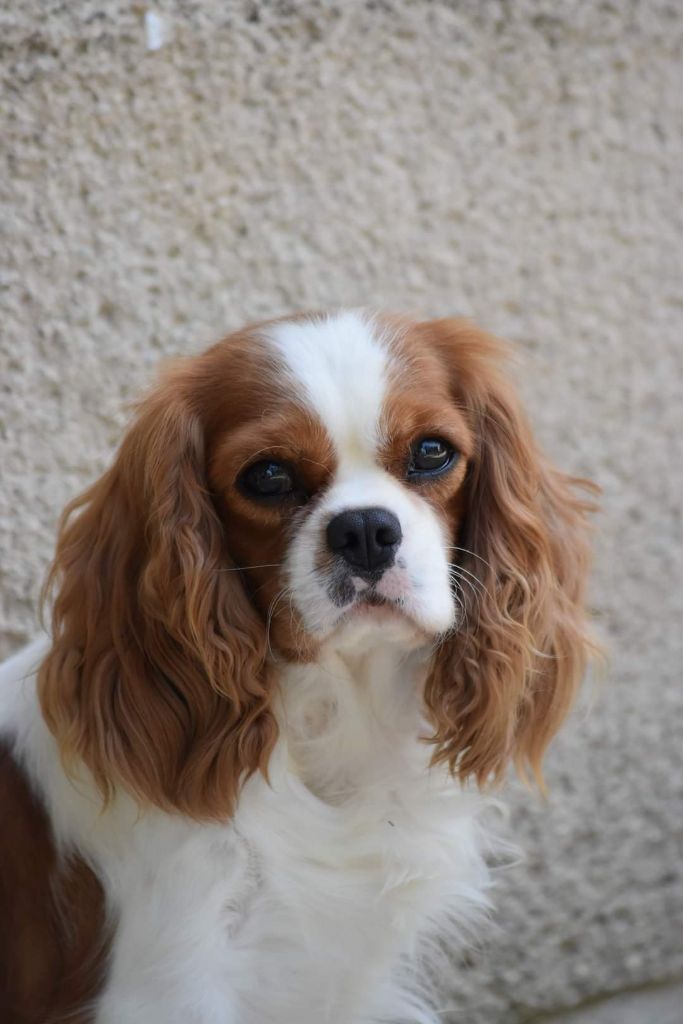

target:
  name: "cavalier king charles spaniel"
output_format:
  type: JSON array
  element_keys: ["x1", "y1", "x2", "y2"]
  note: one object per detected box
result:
[{"x1": 0, "y1": 312, "x2": 595, "y2": 1023}]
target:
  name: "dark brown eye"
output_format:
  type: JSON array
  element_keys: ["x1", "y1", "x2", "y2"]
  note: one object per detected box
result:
[
  {"x1": 408, "y1": 438, "x2": 457, "y2": 479},
  {"x1": 241, "y1": 460, "x2": 295, "y2": 500}
]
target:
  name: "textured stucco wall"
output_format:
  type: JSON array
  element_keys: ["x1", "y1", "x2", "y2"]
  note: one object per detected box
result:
[{"x1": 1, "y1": 2, "x2": 682, "y2": 1020}]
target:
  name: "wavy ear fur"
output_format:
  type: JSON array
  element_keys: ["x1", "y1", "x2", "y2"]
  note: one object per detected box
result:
[
  {"x1": 423, "y1": 320, "x2": 597, "y2": 787},
  {"x1": 38, "y1": 369, "x2": 276, "y2": 820}
]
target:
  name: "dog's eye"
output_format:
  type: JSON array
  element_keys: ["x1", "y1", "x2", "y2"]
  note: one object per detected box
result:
[
  {"x1": 241, "y1": 460, "x2": 295, "y2": 499},
  {"x1": 408, "y1": 438, "x2": 457, "y2": 478}
]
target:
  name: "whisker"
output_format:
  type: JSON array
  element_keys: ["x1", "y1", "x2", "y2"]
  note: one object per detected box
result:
[
  {"x1": 234, "y1": 445, "x2": 290, "y2": 477},
  {"x1": 446, "y1": 567, "x2": 487, "y2": 637},
  {"x1": 285, "y1": 589, "x2": 309, "y2": 660},
  {"x1": 265, "y1": 586, "x2": 292, "y2": 661},
  {"x1": 446, "y1": 545, "x2": 494, "y2": 573},
  {"x1": 449, "y1": 561, "x2": 487, "y2": 591},
  {"x1": 300, "y1": 455, "x2": 330, "y2": 473},
  {"x1": 218, "y1": 563, "x2": 284, "y2": 573},
  {"x1": 448, "y1": 565, "x2": 490, "y2": 602},
  {"x1": 251, "y1": 577, "x2": 278, "y2": 599}
]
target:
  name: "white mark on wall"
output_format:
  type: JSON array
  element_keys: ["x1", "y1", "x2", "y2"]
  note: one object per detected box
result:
[{"x1": 145, "y1": 11, "x2": 166, "y2": 52}]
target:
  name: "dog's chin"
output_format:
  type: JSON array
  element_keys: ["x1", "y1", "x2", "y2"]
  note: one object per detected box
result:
[{"x1": 323, "y1": 594, "x2": 434, "y2": 654}]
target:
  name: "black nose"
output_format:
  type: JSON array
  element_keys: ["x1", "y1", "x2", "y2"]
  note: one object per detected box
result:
[{"x1": 326, "y1": 507, "x2": 402, "y2": 576}]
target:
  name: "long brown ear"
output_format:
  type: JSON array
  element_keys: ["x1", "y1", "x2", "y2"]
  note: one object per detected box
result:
[
  {"x1": 38, "y1": 368, "x2": 276, "y2": 820},
  {"x1": 423, "y1": 320, "x2": 597, "y2": 788}
]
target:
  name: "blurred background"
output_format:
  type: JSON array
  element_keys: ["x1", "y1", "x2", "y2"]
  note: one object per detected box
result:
[{"x1": 1, "y1": 2, "x2": 682, "y2": 1021}]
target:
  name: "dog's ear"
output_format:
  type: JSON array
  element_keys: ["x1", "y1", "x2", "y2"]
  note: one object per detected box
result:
[
  {"x1": 421, "y1": 320, "x2": 597, "y2": 787},
  {"x1": 39, "y1": 366, "x2": 277, "y2": 820}
]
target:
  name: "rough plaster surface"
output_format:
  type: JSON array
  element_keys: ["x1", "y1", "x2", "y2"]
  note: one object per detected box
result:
[
  {"x1": 539, "y1": 979, "x2": 683, "y2": 1024},
  {"x1": 1, "y1": 2, "x2": 682, "y2": 1020}
]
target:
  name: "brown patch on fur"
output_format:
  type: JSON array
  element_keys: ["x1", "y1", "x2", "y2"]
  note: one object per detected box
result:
[
  {"x1": 210, "y1": 401, "x2": 337, "y2": 659},
  {"x1": 384, "y1": 317, "x2": 598, "y2": 787},
  {"x1": 378, "y1": 315, "x2": 473, "y2": 520},
  {"x1": 38, "y1": 319, "x2": 336, "y2": 822},
  {"x1": 0, "y1": 743, "x2": 108, "y2": 1023}
]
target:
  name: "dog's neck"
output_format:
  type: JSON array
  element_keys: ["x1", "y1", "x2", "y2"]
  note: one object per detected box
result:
[{"x1": 277, "y1": 627, "x2": 433, "y2": 804}]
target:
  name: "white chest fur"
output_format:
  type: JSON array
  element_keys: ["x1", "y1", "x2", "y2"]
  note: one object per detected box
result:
[{"x1": 2, "y1": 639, "x2": 494, "y2": 1024}]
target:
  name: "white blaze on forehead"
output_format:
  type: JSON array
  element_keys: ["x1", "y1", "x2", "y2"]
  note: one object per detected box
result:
[{"x1": 266, "y1": 312, "x2": 391, "y2": 463}]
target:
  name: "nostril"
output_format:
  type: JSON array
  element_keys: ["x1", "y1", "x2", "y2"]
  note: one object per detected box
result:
[
  {"x1": 366, "y1": 509, "x2": 402, "y2": 555},
  {"x1": 376, "y1": 524, "x2": 401, "y2": 548},
  {"x1": 326, "y1": 512, "x2": 365, "y2": 559}
]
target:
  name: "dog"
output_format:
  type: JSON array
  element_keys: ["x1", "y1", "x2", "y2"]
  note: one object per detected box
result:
[{"x1": 0, "y1": 311, "x2": 594, "y2": 1023}]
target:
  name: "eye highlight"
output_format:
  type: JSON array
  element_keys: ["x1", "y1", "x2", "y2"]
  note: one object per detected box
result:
[
  {"x1": 240, "y1": 460, "x2": 295, "y2": 500},
  {"x1": 407, "y1": 437, "x2": 458, "y2": 479}
]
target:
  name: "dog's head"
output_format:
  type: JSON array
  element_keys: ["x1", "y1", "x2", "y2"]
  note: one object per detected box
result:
[{"x1": 40, "y1": 312, "x2": 596, "y2": 818}]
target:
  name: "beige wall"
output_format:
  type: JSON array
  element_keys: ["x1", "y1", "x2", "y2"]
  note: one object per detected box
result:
[{"x1": 2, "y1": 2, "x2": 682, "y2": 1020}]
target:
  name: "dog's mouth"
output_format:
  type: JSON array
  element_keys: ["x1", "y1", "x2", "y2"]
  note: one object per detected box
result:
[
  {"x1": 356, "y1": 591, "x2": 389, "y2": 608},
  {"x1": 320, "y1": 565, "x2": 440, "y2": 645},
  {"x1": 335, "y1": 589, "x2": 415, "y2": 630}
]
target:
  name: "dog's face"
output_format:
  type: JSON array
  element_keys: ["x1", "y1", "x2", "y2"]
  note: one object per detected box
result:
[
  {"x1": 40, "y1": 311, "x2": 595, "y2": 819},
  {"x1": 209, "y1": 312, "x2": 473, "y2": 658}
]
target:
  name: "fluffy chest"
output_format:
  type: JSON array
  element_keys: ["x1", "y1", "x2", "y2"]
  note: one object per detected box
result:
[
  {"x1": 228, "y1": 764, "x2": 487, "y2": 1023},
  {"x1": 5, "y1": 644, "x2": 491, "y2": 1024},
  {"x1": 93, "y1": 653, "x2": 491, "y2": 1023},
  {"x1": 96, "y1": 762, "x2": 486, "y2": 1024}
]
